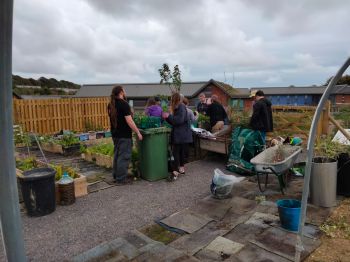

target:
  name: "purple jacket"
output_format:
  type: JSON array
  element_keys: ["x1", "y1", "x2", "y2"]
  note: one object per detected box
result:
[{"x1": 146, "y1": 105, "x2": 162, "y2": 117}]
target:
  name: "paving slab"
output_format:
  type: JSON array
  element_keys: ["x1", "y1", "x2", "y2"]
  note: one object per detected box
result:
[
  {"x1": 229, "y1": 196, "x2": 258, "y2": 215},
  {"x1": 70, "y1": 237, "x2": 139, "y2": 262},
  {"x1": 169, "y1": 221, "x2": 228, "y2": 256},
  {"x1": 137, "y1": 242, "x2": 198, "y2": 262},
  {"x1": 244, "y1": 212, "x2": 280, "y2": 229},
  {"x1": 160, "y1": 208, "x2": 213, "y2": 234},
  {"x1": 254, "y1": 200, "x2": 279, "y2": 216},
  {"x1": 251, "y1": 226, "x2": 321, "y2": 261},
  {"x1": 189, "y1": 196, "x2": 233, "y2": 221},
  {"x1": 204, "y1": 236, "x2": 244, "y2": 256},
  {"x1": 233, "y1": 243, "x2": 290, "y2": 262},
  {"x1": 223, "y1": 223, "x2": 267, "y2": 245},
  {"x1": 231, "y1": 180, "x2": 259, "y2": 200}
]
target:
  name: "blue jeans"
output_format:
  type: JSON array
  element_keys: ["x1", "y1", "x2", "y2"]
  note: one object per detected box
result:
[
  {"x1": 259, "y1": 131, "x2": 266, "y2": 144},
  {"x1": 112, "y1": 138, "x2": 132, "y2": 182}
]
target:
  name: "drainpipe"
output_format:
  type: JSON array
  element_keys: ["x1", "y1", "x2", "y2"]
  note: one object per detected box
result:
[
  {"x1": 0, "y1": 0, "x2": 27, "y2": 261},
  {"x1": 295, "y1": 57, "x2": 350, "y2": 262}
]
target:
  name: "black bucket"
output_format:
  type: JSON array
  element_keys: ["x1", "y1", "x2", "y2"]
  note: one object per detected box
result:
[
  {"x1": 337, "y1": 153, "x2": 350, "y2": 196},
  {"x1": 18, "y1": 167, "x2": 56, "y2": 217}
]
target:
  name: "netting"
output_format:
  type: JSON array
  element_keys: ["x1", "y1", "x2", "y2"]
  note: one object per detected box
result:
[{"x1": 227, "y1": 127, "x2": 265, "y2": 175}]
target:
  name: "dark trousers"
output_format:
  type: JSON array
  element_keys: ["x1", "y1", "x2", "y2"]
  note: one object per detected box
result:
[
  {"x1": 112, "y1": 137, "x2": 132, "y2": 181},
  {"x1": 172, "y1": 144, "x2": 188, "y2": 171}
]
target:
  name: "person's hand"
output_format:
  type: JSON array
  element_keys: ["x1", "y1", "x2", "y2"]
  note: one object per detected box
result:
[
  {"x1": 162, "y1": 112, "x2": 170, "y2": 119},
  {"x1": 137, "y1": 132, "x2": 143, "y2": 141}
]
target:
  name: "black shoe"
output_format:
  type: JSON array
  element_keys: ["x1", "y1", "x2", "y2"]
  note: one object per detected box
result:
[{"x1": 115, "y1": 177, "x2": 133, "y2": 186}]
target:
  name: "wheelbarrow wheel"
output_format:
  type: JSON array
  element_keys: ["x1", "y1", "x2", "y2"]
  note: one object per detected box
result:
[{"x1": 256, "y1": 172, "x2": 269, "y2": 192}]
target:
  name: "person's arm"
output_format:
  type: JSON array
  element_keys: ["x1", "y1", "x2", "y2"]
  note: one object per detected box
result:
[{"x1": 125, "y1": 115, "x2": 143, "y2": 140}]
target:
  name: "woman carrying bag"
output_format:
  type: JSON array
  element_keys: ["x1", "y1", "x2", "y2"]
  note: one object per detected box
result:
[{"x1": 163, "y1": 93, "x2": 193, "y2": 181}]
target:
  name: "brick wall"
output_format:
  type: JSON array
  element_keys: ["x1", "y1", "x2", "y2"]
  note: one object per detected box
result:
[{"x1": 335, "y1": 94, "x2": 350, "y2": 104}]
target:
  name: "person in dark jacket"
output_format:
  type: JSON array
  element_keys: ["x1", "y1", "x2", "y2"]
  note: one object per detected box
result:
[
  {"x1": 163, "y1": 93, "x2": 193, "y2": 181},
  {"x1": 249, "y1": 90, "x2": 273, "y2": 143},
  {"x1": 206, "y1": 95, "x2": 228, "y2": 133}
]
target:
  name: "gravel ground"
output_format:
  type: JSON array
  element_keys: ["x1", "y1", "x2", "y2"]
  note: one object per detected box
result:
[{"x1": 0, "y1": 156, "x2": 227, "y2": 262}]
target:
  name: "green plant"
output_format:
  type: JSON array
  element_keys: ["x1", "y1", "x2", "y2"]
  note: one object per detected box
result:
[
  {"x1": 227, "y1": 107, "x2": 251, "y2": 128},
  {"x1": 16, "y1": 157, "x2": 38, "y2": 171},
  {"x1": 197, "y1": 113, "x2": 210, "y2": 125},
  {"x1": 56, "y1": 134, "x2": 80, "y2": 147},
  {"x1": 131, "y1": 148, "x2": 139, "y2": 178},
  {"x1": 314, "y1": 136, "x2": 350, "y2": 160},
  {"x1": 83, "y1": 120, "x2": 104, "y2": 132},
  {"x1": 158, "y1": 63, "x2": 182, "y2": 93},
  {"x1": 80, "y1": 144, "x2": 87, "y2": 153},
  {"x1": 50, "y1": 164, "x2": 79, "y2": 181},
  {"x1": 87, "y1": 143, "x2": 114, "y2": 157}
]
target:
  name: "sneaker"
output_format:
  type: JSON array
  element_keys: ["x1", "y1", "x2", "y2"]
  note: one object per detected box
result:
[{"x1": 167, "y1": 171, "x2": 179, "y2": 182}]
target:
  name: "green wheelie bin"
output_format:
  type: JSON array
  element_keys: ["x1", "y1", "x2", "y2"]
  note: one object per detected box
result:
[{"x1": 138, "y1": 127, "x2": 170, "y2": 181}]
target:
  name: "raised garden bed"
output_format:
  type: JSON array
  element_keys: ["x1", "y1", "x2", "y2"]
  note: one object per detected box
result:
[
  {"x1": 41, "y1": 142, "x2": 81, "y2": 156},
  {"x1": 15, "y1": 158, "x2": 87, "y2": 202},
  {"x1": 81, "y1": 143, "x2": 114, "y2": 168},
  {"x1": 81, "y1": 151, "x2": 113, "y2": 168}
]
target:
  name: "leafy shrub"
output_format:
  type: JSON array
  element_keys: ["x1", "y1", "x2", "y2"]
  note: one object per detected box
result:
[{"x1": 87, "y1": 143, "x2": 114, "y2": 157}]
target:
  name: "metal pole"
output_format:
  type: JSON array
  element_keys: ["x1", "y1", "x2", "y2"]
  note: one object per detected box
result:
[
  {"x1": 0, "y1": 0, "x2": 27, "y2": 261},
  {"x1": 295, "y1": 57, "x2": 350, "y2": 262}
]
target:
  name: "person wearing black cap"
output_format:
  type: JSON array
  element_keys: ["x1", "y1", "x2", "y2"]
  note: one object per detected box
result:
[{"x1": 249, "y1": 90, "x2": 273, "y2": 143}]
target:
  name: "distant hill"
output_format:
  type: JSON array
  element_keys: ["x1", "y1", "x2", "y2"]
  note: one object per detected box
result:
[
  {"x1": 13, "y1": 75, "x2": 80, "y2": 89},
  {"x1": 13, "y1": 75, "x2": 80, "y2": 96}
]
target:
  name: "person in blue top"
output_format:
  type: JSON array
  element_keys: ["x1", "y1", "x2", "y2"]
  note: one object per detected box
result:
[{"x1": 163, "y1": 93, "x2": 193, "y2": 181}]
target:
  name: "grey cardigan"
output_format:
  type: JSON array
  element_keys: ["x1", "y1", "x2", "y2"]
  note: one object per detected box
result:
[{"x1": 167, "y1": 103, "x2": 193, "y2": 144}]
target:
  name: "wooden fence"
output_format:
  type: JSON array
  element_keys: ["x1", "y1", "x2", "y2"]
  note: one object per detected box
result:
[{"x1": 13, "y1": 98, "x2": 110, "y2": 134}]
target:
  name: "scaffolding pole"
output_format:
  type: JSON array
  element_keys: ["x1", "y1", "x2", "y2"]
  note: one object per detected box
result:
[
  {"x1": 0, "y1": 0, "x2": 27, "y2": 261},
  {"x1": 295, "y1": 57, "x2": 350, "y2": 262}
]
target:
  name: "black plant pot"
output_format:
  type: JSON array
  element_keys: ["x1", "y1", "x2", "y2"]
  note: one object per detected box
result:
[{"x1": 337, "y1": 153, "x2": 350, "y2": 196}]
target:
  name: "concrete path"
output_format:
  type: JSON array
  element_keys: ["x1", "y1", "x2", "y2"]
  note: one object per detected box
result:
[
  {"x1": 0, "y1": 155, "x2": 227, "y2": 262},
  {"x1": 70, "y1": 171, "x2": 332, "y2": 262}
]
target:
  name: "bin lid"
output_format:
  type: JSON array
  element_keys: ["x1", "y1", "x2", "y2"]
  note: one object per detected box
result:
[
  {"x1": 140, "y1": 127, "x2": 171, "y2": 135},
  {"x1": 20, "y1": 167, "x2": 56, "y2": 182}
]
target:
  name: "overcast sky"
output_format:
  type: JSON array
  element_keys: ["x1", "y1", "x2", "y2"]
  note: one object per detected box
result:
[{"x1": 13, "y1": 0, "x2": 350, "y2": 87}]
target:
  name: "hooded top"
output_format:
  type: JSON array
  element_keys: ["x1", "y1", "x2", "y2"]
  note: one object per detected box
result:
[
  {"x1": 145, "y1": 105, "x2": 162, "y2": 117},
  {"x1": 249, "y1": 98, "x2": 273, "y2": 132}
]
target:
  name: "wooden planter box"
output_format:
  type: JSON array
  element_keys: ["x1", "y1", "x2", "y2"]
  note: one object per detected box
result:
[
  {"x1": 82, "y1": 152, "x2": 113, "y2": 168},
  {"x1": 41, "y1": 142, "x2": 81, "y2": 156},
  {"x1": 16, "y1": 167, "x2": 88, "y2": 203},
  {"x1": 199, "y1": 137, "x2": 231, "y2": 155}
]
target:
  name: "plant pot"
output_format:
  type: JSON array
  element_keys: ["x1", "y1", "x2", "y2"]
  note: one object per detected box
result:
[
  {"x1": 310, "y1": 157, "x2": 337, "y2": 207},
  {"x1": 337, "y1": 153, "x2": 350, "y2": 196}
]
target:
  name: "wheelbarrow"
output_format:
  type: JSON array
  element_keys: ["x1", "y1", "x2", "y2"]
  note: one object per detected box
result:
[{"x1": 250, "y1": 145, "x2": 302, "y2": 194}]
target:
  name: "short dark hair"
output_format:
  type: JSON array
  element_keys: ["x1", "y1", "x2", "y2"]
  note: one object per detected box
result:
[
  {"x1": 256, "y1": 90, "x2": 265, "y2": 97},
  {"x1": 154, "y1": 96, "x2": 161, "y2": 102}
]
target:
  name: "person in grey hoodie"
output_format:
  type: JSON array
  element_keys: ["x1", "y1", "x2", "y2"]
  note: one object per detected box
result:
[
  {"x1": 163, "y1": 93, "x2": 193, "y2": 181},
  {"x1": 249, "y1": 90, "x2": 273, "y2": 143}
]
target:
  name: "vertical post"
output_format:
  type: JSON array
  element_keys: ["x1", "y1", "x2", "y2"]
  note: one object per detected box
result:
[
  {"x1": 322, "y1": 100, "x2": 331, "y2": 135},
  {"x1": 0, "y1": 0, "x2": 27, "y2": 261},
  {"x1": 295, "y1": 57, "x2": 350, "y2": 262}
]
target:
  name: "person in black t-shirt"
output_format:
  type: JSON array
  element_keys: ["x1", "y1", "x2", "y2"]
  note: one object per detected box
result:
[
  {"x1": 108, "y1": 86, "x2": 142, "y2": 185},
  {"x1": 206, "y1": 95, "x2": 228, "y2": 133},
  {"x1": 196, "y1": 92, "x2": 208, "y2": 115}
]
